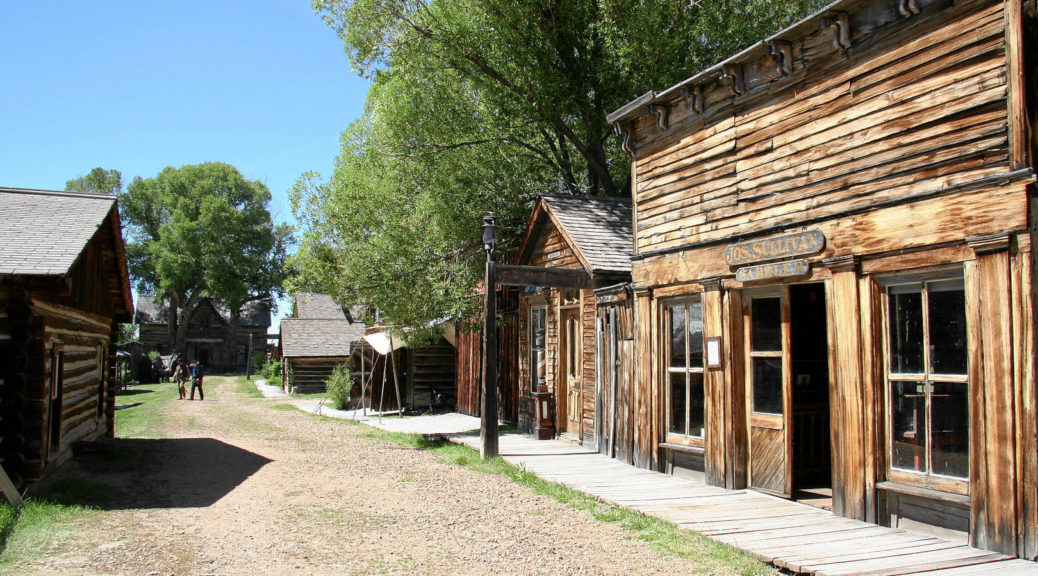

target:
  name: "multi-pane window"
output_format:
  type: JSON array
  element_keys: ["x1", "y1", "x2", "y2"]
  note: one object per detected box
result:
[
  {"x1": 530, "y1": 306, "x2": 546, "y2": 392},
  {"x1": 667, "y1": 300, "x2": 705, "y2": 439},
  {"x1": 886, "y1": 277, "x2": 969, "y2": 481}
]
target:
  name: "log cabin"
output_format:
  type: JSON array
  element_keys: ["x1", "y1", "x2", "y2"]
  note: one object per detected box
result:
[
  {"x1": 279, "y1": 292, "x2": 365, "y2": 394},
  {"x1": 136, "y1": 296, "x2": 270, "y2": 373},
  {"x1": 0, "y1": 187, "x2": 133, "y2": 488},
  {"x1": 606, "y1": 0, "x2": 1038, "y2": 557},
  {"x1": 514, "y1": 195, "x2": 633, "y2": 445}
]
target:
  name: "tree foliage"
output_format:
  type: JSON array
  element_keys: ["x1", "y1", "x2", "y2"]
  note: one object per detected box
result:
[
  {"x1": 66, "y1": 167, "x2": 123, "y2": 195},
  {"x1": 120, "y1": 162, "x2": 292, "y2": 353},
  {"x1": 295, "y1": 0, "x2": 826, "y2": 330}
]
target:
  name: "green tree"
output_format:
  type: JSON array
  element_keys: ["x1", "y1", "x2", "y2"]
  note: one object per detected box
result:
[
  {"x1": 66, "y1": 167, "x2": 123, "y2": 195},
  {"x1": 296, "y1": 0, "x2": 825, "y2": 330},
  {"x1": 119, "y1": 162, "x2": 292, "y2": 354}
]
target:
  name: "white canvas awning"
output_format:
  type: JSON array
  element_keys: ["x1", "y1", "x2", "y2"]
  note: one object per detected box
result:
[{"x1": 362, "y1": 331, "x2": 407, "y2": 355}]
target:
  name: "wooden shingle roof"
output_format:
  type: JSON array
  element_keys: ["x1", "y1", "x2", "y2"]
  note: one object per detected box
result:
[
  {"x1": 136, "y1": 296, "x2": 271, "y2": 327},
  {"x1": 294, "y1": 293, "x2": 347, "y2": 320},
  {"x1": 280, "y1": 318, "x2": 366, "y2": 358},
  {"x1": 0, "y1": 187, "x2": 120, "y2": 276},
  {"x1": 520, "y1": 195, "x2": 633, "y2": 275}
]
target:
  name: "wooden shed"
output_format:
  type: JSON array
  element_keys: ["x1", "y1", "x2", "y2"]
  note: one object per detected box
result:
[
  {"x1": 279, "y1": 293, "x2": 365, "y2": 394},
  {"x1": 514, "y1": 195, "x2": 632, "y2": 446},
  {"x1": 0, "y1": 187, "x2": 133, "y2": 487},
  {"x1": 607, "y1": 0, "x2": 1038, "y2": 557}
]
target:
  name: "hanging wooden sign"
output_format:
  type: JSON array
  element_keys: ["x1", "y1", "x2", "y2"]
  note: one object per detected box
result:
[
  {"x1": 735, "y1": 259, "x2": 810, "y2": 282},
  {"x1": 724, "y1": 229, "x2": 826, "y2": 266}
]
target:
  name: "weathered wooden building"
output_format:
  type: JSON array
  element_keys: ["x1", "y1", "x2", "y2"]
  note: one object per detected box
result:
[
  {"x1": 607, "y1": 0, "x2": 1037, "y2": 557},
  {"x1": 0, "y1": 188, "x2": 134, "y2": 487},
  {"x1": 515, "y1": 195, "x2": 632, "y2": 445},
  {"x1": 279, "y1": 293, "x2": 366, "y2": 394},
  {"x1": 455, "y1": 283, "x2": 520, "y2": 422},
  {"x1": 136, "y1": 296, "x2": 270, "y2": 373}
]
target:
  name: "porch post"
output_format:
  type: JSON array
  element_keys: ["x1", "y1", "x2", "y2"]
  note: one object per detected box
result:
[{"x1": 481, "y1": 214, "x2": 499, "y2": 459}]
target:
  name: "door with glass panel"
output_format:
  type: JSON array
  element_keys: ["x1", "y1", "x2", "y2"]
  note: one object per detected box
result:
[
  {"x1": 666, "y1": 300, "x2": 706, "y2": 447},
  {"x1": 744, "y1": 287, "x2": 793, "y2": 497},
  {"x1": 560, "y1": 308, "x2": 583, "y2": 437},
  {"x1": 885, "y1": 277, "x2": 969, "y2": 492}
]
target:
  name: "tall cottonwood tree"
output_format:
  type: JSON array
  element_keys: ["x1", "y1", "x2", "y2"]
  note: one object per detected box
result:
[
  {"x1": 120, "y1": 162, "x2": 291, "y2": 353},
  {"x1": 294, "y1": 0, "x2": 824, "y2": 329},
  {"x1": 66, "y1": 167, "x2": 123, "y2": 195}
]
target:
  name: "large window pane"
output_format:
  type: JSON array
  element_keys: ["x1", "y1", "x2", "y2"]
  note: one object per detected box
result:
[
  {"x1": 888, "y1": 287, "x2": 924, "y2": 374},
  {"x1": 688, "y1": 373, "x2": 705, "y2": 438},
  {"x1": 890, "y1": 380, "x2": 926, "y2": 473},
  {"x1": 928, "y1": 281, "x2": 967, "y2": 375},
  {"x1": 669, "y1": 372, "x2": 686, "y2": 435},
  {"x1": 753, "y1": 357, "x2": 783, "y2": 414},
  {"x1": 751, "y1": 298, "x2": 782, "y2": 352},
  {"x1": 669, "y1": 305, "x2": 686, "y2": 369},
  {"x1": 530, "y1": 307, "x2": 546, "y2": 391},
  {"x1": 931, "y1": 381, "x2": 969, "y2": 479},
  {"x1": 688, "y1": 304, "x2": 704, "y2": 369}
]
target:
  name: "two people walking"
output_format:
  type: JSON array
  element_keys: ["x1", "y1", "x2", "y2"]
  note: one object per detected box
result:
[{"x1": 172, "y1": 358, "x2": 205, "y2": 400}]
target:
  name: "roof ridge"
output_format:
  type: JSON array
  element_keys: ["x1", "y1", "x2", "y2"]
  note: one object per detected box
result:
[{"x1": 0, "y1": 187, "x2": 117, "y2": 201}]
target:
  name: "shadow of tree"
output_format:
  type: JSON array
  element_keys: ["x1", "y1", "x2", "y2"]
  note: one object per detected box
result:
[{"x1": 48, "y1": 438, "x2": 272, "y2": 510}]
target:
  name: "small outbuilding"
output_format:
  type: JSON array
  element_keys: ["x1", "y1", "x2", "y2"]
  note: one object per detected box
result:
[
  {"x1": 279, "y1": 293, "x2": 365, "y2": 394},
  {"x1": 0, "y1": 187, "x2": 134, "y2": 487}
]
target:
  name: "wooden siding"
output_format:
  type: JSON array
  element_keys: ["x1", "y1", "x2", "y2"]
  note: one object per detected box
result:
[
  {"x1": 631, "y1": 0, "x2": 1013, "y2": 256},
  {"x1": 456, "y1": 289, "x2": 519, "y2": 421}
]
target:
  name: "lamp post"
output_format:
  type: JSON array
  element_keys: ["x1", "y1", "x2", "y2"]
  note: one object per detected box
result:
[
  {"x1": 246, "y1": 332, "x2": 254, "y2": 380},
  {"x1": 481, "y1": 213, "x2": 499, "y2": 459}
]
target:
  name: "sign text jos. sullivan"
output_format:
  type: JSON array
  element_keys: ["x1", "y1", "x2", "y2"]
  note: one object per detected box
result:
[{"x1": 724, "y1": 229, "x2": 826, "y2": 266}]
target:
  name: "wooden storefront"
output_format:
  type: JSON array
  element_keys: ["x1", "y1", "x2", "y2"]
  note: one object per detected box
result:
[
  {"x1": 514, "y1": 195, "x2": 632, "y2": 448},
  {"x1": 0, "y1": 188, "x2": 134, "y2": 488},
  {"x1": 607, "y1": 0, "x2": 1037, "y2": 558}
]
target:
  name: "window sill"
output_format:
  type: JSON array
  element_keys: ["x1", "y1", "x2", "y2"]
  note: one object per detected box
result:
[
  {"x1": 659, "y1": 442, "x2": 705, "y2": 455},
  {"x1": 876, "y1": 481, "x2": 970, "y2": 506}
]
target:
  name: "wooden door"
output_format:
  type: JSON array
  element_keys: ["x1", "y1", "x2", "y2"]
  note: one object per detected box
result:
[
  {"x1": 744, "y1": 287, "x2": 793, "y2": 497},
  {"x1": 560, "y1": 308, "x2": 582, "y2": 437}
]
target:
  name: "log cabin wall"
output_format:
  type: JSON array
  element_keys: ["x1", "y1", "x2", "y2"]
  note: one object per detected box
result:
[{"x1": 610, "y1": 0, "x2": 1038, "y2": 558}]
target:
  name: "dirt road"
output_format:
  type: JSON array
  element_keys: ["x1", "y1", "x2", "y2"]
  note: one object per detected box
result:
[{"x1": 18, "y1": 376, "x2": 737, "y2": 575}]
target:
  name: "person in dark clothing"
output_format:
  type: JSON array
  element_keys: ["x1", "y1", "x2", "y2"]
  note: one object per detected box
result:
[{"x1": 190, "y1": 361, "x2": 205, "y2": 400}]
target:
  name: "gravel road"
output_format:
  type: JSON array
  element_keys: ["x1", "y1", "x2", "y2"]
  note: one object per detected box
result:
[{"x1": 18, "y1": 376, "x2": 754, "y2": 576}]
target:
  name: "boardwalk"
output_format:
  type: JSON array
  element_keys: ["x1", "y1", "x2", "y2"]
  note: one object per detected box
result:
[{"x1": 444, "y1": 431, "x2": 1038, "y2": 576}]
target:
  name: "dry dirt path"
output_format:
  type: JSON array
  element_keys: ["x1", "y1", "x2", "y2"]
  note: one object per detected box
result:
[{"x1": 18, "y1": 376, "x2": 748, "y2": 575}]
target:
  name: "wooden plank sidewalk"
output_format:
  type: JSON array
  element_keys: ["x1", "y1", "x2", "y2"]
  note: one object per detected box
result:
[{"x1": 447, "y1": 431, "x2": 1038, "y2": 576}]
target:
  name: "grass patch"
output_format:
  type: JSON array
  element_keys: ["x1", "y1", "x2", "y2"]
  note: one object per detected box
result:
[
  {"x1": 114, "y1": 381, "x2": 179, "y2": 438},
  {"x1": 367, "y1": 429, "x2": 774, "y2": 576},
  {"x1": 0, "y1": 499, "x2": 97, "y2": 574},
  {"x1": 270, "y1": 403, "x2": 298, "y2": 411},
  {"x1": 235, "y1": 376, "x2": 265, "y2": 399}
]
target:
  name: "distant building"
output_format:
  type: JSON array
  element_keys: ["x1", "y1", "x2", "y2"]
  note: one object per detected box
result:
[
  {"x1": 279, "y1": 292, "x2": 366, "y2": 394},
  {"x1": 0, "y1": 187, "x2": 133, "y2": 488},
  {"x1": 135, "y1": 296, "x2": 270, "y2": 373}
]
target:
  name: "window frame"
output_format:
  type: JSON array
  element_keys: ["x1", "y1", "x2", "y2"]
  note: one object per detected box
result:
[
  {"x1": 880, "y1": 268, "x2": 970, "y2": 495},
  {"x1": 529, "y1": 305, "x2": 547, "y2": 393},
  {"x1": 664, "y1": 297, "x2": 706, "y2": 447}
]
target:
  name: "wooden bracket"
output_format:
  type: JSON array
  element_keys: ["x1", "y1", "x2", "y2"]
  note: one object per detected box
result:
[
  {"x1": 822, "y1": 254, "x2": 858, "y2": 273},
  {"x1": 898, "y1": 0, "x2": 920, "y2": 17},
  {"x1": 681, "y1": 85, "x2": 704, "y2": 114},
  {"x1": 823, "y1": 12, "x2": 852, "y2": 51},
  {"x1": 720, "y1": 65, "x2": 744, "y2": 96},
  {"x1": 613, "y1": 121, "x2": 635, "y2": 159},
  {"x1": 647, "y1": 103, "x2": 669, "y2": 130},
  {"x1": 768, "y1": 41, "x2": 793, "y2": 76},
  {"x1": 699, "y1": 277, "x2": 723, "y2": 292}
]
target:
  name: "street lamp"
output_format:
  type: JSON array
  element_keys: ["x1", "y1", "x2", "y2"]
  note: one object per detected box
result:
[
  {"x1": 481, "y1": 213, "x2": 499, "y2": 459},
  {"x1": 246, "y1": 332, "x2": 254, "y2": 380}
]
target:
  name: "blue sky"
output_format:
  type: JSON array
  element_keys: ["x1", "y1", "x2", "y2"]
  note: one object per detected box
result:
[{"x1": 1, "y1": 1, "x2": 370, "y2": 327}]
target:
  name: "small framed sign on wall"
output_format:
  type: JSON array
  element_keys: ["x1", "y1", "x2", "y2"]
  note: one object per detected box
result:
[{"x1": 706, "y1": 337, "x2": 722, "y2": 368}]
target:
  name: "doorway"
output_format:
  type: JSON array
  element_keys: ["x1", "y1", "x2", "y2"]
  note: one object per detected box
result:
[
  {"x1": 559, "y1": 307, "x2": 583, "y2": 438},
  {"x1": 745, "y1": 282, "x2": 832, "y2": 504}
]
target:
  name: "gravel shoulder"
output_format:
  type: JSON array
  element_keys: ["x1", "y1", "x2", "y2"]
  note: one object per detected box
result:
[{"x1": 13, "y1": 376, "x2": 759, "y2": 576}]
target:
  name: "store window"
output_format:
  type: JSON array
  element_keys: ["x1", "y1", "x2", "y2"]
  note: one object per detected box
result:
[
  {"x1": 666, "y1": 299, "x2": 705, "y2": 441},
  {"x1": 530, "y1": 306, "x2": 546, "y2": 392},
  {"x1": 885, "y1": 276, "x2": 969, "y2": 485}
]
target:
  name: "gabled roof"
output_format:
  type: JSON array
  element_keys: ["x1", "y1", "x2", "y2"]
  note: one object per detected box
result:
[
  {"x1": 518, "y1": 195, "x2": 633, "y2": 275},
  {"x1": 136, "y1": 296, "x2": 271, "y2": 327},
  {"x1": 280, "y1": 318, "x2": 366, "y2": 358},
  {"x1": 0, "y1": 187, "x2": 133, "y2": 317},
  {"x1": 294, "y1": 292, "x2": 347, "y2": 320}
]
